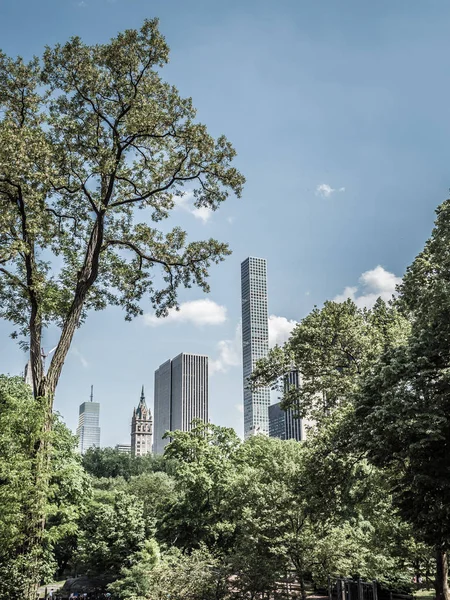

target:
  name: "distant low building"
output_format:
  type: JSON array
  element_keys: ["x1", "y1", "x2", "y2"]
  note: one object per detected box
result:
[
  {"x1": 76, "y1": 386, "x2": 101, "y2": 454},
  {"x1": 269, "y1": 371, "x2": 309, "y2": 442},
  {"x1": 131, "y1": 386, "x2": 153, "y2": 456},
  {"x1": 115, "y1": 444, "x2": 131, "y2": 454}
]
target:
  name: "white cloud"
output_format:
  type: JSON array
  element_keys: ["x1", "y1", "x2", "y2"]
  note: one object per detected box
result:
[
  {"x1": 227, "y1": 216, "x2": 235, "y2": 224},
  {"x1": 333, "y1": 266, "x2": 402, "y2": 309},
  {"x1": 268, "y1": 315, "x2": 297, "y2": 347},
  {"x1": 71, "y1": 347, "x2": 89, "y2": 368},
  {"x1": 315, "y1": 183, "x2": 345, "y2": 198},
  {"x1": 209, "y1": 314, "x2": 297, "y2": 376},
  {"x1": 175, "y1": 192, "x2": 213, "y2": 224},
  {"x1": 210, "y1": 324, "x2": 242, "y2": 375},
  {"x1": 144, "y1": 299, "x2": 227, "y2": 327},
  {"x1": 235, "y1": 403, "x2": 244, "y2": 413}
]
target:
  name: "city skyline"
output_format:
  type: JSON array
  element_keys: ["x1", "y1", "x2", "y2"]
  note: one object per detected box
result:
[{"x1": 0, "y1": 0, "x2": 445, "y2": 446}]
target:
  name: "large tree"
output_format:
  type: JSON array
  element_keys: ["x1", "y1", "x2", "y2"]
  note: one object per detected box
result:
[
  {"x1": 0, "y1": 19, "x2": 243, "y2": 401},
  {"x1": 354, "y1": 199, "x2": 450, "y2": 600},
  {"x1": 0, "y1": 19, "x2": 243, "y2": 596},
  {"x1": 251, "y1": 298, "x2": 409, "y2": 423}
]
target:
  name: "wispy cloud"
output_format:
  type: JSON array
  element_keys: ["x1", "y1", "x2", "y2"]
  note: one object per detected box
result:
[
  {"x1": 315, "y1": 183, "x2": 345, "y2": 198},
  {"x1": 334, "y1": 265, "x2": 402, "y2": 308},
  {"x1": 71, "y1": 347, "x2": 89, "y2": 368},
  {"x1": 210, "y1": 324, "x2": 242, "y2": 374},
  {"x1": 144, "y1": 299, "x2": 227, "y2": 327}
]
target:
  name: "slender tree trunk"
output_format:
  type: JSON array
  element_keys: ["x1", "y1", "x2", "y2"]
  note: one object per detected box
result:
[
  {"x1": 435, "y1": 547, "x2": 450, "y2": 600},
  {"x1": 300, "y1": 575, "x2": 307, "y2": 600},
  {"x1": 20, "y1": 218, "x2": 105, "y2": 599}
]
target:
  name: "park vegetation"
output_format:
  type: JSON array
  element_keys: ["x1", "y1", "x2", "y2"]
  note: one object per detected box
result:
[{"x1": 0, "y1": 15, "x2": 450, "y2": 600}]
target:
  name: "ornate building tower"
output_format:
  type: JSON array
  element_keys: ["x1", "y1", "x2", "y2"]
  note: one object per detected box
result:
[{"x1": 131, "y1": 386, "x2": 153, "y2": 456}]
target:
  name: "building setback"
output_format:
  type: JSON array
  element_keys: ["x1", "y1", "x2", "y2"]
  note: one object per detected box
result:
[
  {"x1": 131, "y1": 386, "x2": 153, "y2": 456},
  {"x1": 76, "y1": 386, "x2": 100, "y2": 454},
  {"x1": 241, "y1": 257, "x2": 270, "y2": 438},
  {"x1": 154, "y1": 353, "x2": 208, "y2": 454}
]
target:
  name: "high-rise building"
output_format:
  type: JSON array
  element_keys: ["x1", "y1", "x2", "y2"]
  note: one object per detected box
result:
[
  {"x1": 131, "y1": 386, "x2": 153, "y2": 456},
  {"x1": 241, "y1": 257, "x2": 270, "y2": 438},
  {"x1": 154, "y1": 353, "x2": 208, "y2": 454},
  {"x1": 24, "y1": 360, "x2": 33, "y2": 388},
  {"x1": 76, "y1": 386, "x2": 100, "y2": 454},
  {"x1": 115, "y1": 444, "x2": 131, "y2": 454},
  {"x1": 269, "y1": 371, "x2": 309, "y2": 441}
]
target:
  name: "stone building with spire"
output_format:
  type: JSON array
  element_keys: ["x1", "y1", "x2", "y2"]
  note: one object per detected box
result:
[{"x1": 131, "y1": 386, "x2": 153, "y2": 456}]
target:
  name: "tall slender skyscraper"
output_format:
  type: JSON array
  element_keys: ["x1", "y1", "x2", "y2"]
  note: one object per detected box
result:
[
  {"x1": 131, "y1": 386, "x2": 153, "y2": 456},
  {"x1": 241, "y1": 257, "x2": 270, "y2": 438},
  {"x1": 154, "y1": 353, "x2": 208, "y2": 454},
  {"x1": 76, "y1": 385, "x2": 100, "y2": 454}
]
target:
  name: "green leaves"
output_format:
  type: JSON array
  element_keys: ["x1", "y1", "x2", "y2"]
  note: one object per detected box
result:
[
  {"x1": 0, "y1": 19, "x2": 244, "y2": 394},
  {"x1": 0, "y1": 376, "x2": 86, "y2": 597},
  {"x1": 252, "y1": 298, "x2": 409, "y2": 423}
]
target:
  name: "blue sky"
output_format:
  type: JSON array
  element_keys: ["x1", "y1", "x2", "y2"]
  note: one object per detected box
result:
[{"x1": 1, "y1": 0, "x2": 449, "y2": 445}]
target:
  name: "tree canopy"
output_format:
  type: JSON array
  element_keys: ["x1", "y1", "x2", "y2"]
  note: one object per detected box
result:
[{"x1": 0, "y1": 18, "x2": 244, "y2": 399}]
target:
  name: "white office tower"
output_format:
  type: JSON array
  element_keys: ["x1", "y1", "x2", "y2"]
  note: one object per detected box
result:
[
  {"x1": 76, "y1": 385, "x2": 101, "y2": 454},
  {"x1": 241, "y1": 257, "x2": 270, "y2": 438},
  {"x1": 154, "y1": 353, "x2": 208, "y2": 454}
]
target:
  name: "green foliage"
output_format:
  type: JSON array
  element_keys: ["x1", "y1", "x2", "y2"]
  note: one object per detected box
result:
[
  {"x1": 107, "y1": 538, "x2": 160, "y2": 600},
  {"x1": 0, "y1": 18, "x2": 244, "y2": 355},
  {"x1": 353, "y1": 199, "x2": 450, "y2": 561},
  {"x1": 75, "y1": 490, "x2": 146, "y2": 576},
  {"x1": 251, "y1": 299, "x2": 409, "y2": 423},
  {"x1": 0, "y1": 375, "x2": 87, "y2": 598},
  {"x1": 160, "y1": 421, "x2": 241, "y2": 551},
  {"x1": 109, "y1": 543, "x2": 227, "y2": 600},
  {"x1": 82, "y1": 446, "x2": 167, "y2": 479}
]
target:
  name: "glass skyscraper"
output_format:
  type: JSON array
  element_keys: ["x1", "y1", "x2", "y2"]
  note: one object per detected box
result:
[
  {"x1": 154, "y1": 353, "x2": 208, "y2": 454},
  {"x1": 241, "y1": 257, "x2": 270, "y2": 438},
  {"x1": 268, "y1": 371, "x2": 311, "y2": 441},
  {"x1": 76, "y1": 386, "x2": 100, "y2": 454}
]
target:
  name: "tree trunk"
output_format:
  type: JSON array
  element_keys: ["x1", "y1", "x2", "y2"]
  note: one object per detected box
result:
[
  {"x1": 435, "y1": 547, "x2": 450, "y2": 600},
  {"x1": 19, "y1": 218, "x2": 105, "y2": 599},
  {"x1": 300, "y1": 575, "x2": 307, "y2": 600}
]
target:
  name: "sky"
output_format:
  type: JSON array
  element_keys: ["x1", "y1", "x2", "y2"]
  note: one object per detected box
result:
[{"x1": 1, "y1": 0, "x2": 450, "y2": 446}]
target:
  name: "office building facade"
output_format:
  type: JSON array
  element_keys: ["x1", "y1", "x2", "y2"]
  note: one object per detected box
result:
[
  {"x1": 76, "y1": 386, "x2": 100, "y2": 454},
  {"x1": 269, "y1": 371, "x2": 309, "y2": 441},
  {"x1": 131, "y1": 386, "x2": 153, "y2": 456},
  {"x1": 154, "y1": 353, "x2": 208, "y2": 454},
  {"x1": 241, "y1": 257, "x2": 270, "y2": 438},
  {"x1": 115, "y1": 444, "x2": 131, "y2": 454}
]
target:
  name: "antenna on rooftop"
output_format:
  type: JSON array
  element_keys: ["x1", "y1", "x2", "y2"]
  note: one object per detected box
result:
[{"x1": 90, "y1": 385, "x2": 94, "y2": 402}]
